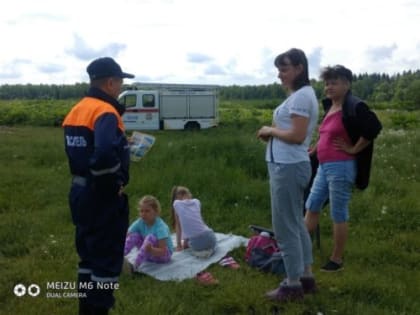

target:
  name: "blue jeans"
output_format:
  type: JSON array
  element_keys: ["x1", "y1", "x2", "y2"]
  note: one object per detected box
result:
[
  {"x1": 268, "y1": 162, "x2": 313, "y2": 281},
  {"x1": 189, "y1": 229, "x2": 217, "y2": 251},
  {"x1": 305, "y1": 160, "x2": 356, "y2": 223}
]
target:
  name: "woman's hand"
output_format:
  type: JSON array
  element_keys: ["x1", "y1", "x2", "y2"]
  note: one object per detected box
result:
[
  {"x1": 127, "y1": 136, "x2": 134, "y2": 145},
  {"x1": 257, "y1": 126, "x2": 272, "y2": 142},
  {"x1": 308, "y1": 143, "x2": 318, "y2": 156},
  {"x1": 333, "y1": 137, "x2": 355, "y2": 154}
]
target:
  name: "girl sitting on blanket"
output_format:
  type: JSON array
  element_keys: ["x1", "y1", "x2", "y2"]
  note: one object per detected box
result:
[
  {"x1": 171, "y1": 186, "x2": 217, "y2": 258},
  {"x1": 124, "y1": 195, "x2": 174, "y2": 269},
  {"x1": 171, "y1": 186, "x2": 239, "y2": 285}
]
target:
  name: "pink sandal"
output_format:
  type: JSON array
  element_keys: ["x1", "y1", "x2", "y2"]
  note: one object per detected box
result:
[
  {"x1": 219, "y1": 256, "x2": 240, "y2": 269},
  {"x1": 196, "y1": 271, "x2": 219, "y2": 285}
]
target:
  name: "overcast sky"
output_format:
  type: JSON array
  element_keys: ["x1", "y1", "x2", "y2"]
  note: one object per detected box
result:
[{"x1": 1, "y1": 0, "x2": 419, "y2": 86}]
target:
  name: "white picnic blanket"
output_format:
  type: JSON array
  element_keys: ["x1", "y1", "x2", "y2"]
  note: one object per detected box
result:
[{"x1": 125, "y1": 232, "x2": 248, "y2": 281}]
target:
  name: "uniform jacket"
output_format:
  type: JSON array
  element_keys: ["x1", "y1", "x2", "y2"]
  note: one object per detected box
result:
[
  {"x1": 62, "y1": 87, "x2": 130, "y2": 196},
  {"x1": 322, "y1": 91, "x2": 382, "y2": 189}
]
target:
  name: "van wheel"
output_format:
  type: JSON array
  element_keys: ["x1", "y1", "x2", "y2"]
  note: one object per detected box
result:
[{"x1": 184, "y1": 122, "x2": 200, "y2": 130}]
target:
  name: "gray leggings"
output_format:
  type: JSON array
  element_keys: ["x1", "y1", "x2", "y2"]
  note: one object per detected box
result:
[{"x1": 268, "y1": 162, "x2": 313, "y2": 280}]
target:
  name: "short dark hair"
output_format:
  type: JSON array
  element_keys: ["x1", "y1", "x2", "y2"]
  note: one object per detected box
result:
[
  {"x1": 320, "y1": 65, "x2": 353, "y2": 83},
  {"x1": 274, "y1": 48, "x2": 310, "y2": 90}
]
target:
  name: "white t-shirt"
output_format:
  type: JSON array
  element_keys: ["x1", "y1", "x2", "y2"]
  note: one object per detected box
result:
[
  {"x1": 265, "y1": 85, "x2": 319, "y2": 164},
  {"x1": 173, "y1": 199, "x2": 211, "y2": 239}
]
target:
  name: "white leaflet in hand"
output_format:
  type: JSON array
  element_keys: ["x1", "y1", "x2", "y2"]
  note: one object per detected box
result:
[{"x1": 130, "y1": 131, "x2": 156, "y2": 162}]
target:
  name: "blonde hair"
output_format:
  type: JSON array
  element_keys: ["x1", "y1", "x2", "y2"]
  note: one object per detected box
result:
[
  {"x1": 139, "y1": 195, "x2": 161, "y2": 215},
  {"x1": 170, "y1": 186, "x2": 192, "y2": 228}
]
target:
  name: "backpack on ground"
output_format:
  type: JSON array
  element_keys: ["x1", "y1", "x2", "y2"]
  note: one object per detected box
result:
[{"x1": 245, "y1": 229, "x2": 285, "y2": 275}]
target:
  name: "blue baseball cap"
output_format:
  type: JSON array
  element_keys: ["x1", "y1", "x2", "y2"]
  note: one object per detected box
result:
[{"x1": 87, "y1": 57, "x2": 135, "y2": 80}]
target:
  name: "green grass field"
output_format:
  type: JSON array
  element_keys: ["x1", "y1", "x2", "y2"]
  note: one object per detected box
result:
[{"x1": 0, "y1": 102, "x2": 419, "y2": 315}]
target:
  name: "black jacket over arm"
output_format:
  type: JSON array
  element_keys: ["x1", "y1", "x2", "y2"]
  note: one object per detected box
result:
[{"x1": 322, "y1": 92, "x2": 382, "y2": 190}]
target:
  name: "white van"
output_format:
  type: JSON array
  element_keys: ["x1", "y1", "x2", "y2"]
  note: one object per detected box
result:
[{"x1": 119, "y1": 83, "x2": 219, "y2": 130}]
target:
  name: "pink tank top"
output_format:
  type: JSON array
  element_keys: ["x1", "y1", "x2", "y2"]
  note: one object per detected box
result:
[{"x1": 317, "y1": 111, "x2": 355, "y2": 163}]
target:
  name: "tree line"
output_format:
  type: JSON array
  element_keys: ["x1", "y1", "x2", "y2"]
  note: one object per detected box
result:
[
  {"x1": 0, "y1": 70, "x2": 419, "y2": 109},
  {"x1": 220, "y1": 70, "x2": 420, "y2": 110}
]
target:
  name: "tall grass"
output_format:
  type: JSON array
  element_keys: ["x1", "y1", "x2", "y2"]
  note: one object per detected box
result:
[{"x1": 0, "y1": 105, "x2": 419, "y2": 315}]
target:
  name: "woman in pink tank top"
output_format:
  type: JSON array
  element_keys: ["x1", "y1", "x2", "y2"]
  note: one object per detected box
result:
[{"x1": 305, "y1": 65, "x2": 381, "y2": 272}]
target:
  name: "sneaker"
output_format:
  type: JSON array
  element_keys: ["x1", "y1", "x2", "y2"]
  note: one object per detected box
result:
[
  {"x1": 321, "y1": 260, "x2": 343, "y2": 272},
  {"x1": 300, "y1": 277, "x2": 317, "y2": 294},
  {"x1": 265, "y1": 284, "x2": 304, "y2": 302},
  {"x1": 219, "y1": 256, "x2": 240, "y2": 269}
]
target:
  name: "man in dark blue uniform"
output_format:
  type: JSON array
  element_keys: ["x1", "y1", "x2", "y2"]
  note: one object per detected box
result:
[{"x1": 63, "y1": 57, "x2": 134, "y2": 315}]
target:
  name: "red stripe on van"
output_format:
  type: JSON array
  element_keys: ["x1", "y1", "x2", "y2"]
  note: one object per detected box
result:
[{"x1": 125, "y1": 108, "x2": 159, "y2": 113}]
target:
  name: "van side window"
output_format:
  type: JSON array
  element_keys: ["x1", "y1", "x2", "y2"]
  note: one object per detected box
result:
[
  {"x1": 121, "y1": 95, "x2": 137, "y2": 108},
  {"x1": 143, "y1": 94, "x2": 155, "y2": 107}
]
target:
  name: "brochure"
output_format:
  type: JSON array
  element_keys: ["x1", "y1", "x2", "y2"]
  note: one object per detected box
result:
[{"x1": 129, "y1": 131, "x2": 156, "y2": 162}]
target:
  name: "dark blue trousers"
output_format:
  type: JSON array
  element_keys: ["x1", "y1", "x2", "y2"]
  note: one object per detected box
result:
[{"x1": 69, "y1": 182, "x2": 129, "y2": 311}]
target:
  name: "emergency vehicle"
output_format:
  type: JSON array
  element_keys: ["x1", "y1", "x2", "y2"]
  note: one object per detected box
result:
[{"x1": 119, "y1": 83, "x2": 219, "y2": 130}]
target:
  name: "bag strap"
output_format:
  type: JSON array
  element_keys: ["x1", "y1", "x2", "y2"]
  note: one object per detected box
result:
[{"x1": 269, "y1": 138, "x2": 274, "y2": 162}]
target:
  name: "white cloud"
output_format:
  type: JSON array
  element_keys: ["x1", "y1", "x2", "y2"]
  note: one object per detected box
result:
[
  {"x1": 66, "y1": 34, "x2": 127, "y2": 61},
  {"x1": 187, "y1": 53, "x2": 213, "y2": 64},
  {"x1": 0, "y1": 0, "x2": 419, "y2": 85},
  {"x1": 307, "y1": 47, "x2": 323, "y2": 79},
  {"x1": 37, "y1": 63, "x2": 66, "y2": 74},
  {"x1": 366, "y1": 44, "x2": 398, "y2": 61},
  {"x1": 204, "y1": 64, "x2": 226, "y2": 75}
]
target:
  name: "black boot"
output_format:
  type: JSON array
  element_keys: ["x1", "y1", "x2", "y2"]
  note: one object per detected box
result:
[
  {"x1": 79, "y1": 300, "x2": 92, "y2": 315},
  {"x1": 79, "y1": 301, "x2": 109, "y2": 315},
  {"x1": 90, "y1": 306, "x2": 109, "y2": 315}
]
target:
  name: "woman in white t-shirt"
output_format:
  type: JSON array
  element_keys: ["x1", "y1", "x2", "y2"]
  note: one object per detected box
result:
[{"x1": 257, "y1": 48, "x2": 319, "y2": 302}]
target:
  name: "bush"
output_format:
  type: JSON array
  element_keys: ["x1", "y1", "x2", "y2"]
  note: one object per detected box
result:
[
  {"x1": 389, "y1": 112, "x2": 419, "y2": 129},
  {"x1": 0, "y1": 100, "x2": 73, "y2": 126}
]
